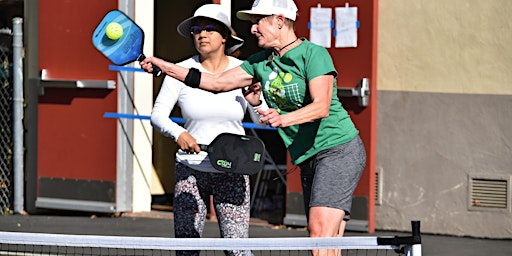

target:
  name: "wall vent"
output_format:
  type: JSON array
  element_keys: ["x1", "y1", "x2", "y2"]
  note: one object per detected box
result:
[
  {"x1": 375, "y1": 167, "x2": 382, "y2": 205},
  {"x1": 468, "y1": 174, "x2": 510, "y2": 212}
]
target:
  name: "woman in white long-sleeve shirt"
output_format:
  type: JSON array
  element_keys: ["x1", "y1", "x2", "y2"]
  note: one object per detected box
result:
[{"x1": 150, "y1": 4, "x2": 267, "y2": 256}]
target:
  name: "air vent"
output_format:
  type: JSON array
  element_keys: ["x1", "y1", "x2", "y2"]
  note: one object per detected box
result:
[
  {"x1": 375, "y1": 167, "x2": 382, "y2": 205},
  {"x1": 468, "y1": 174, "x2": 510, "y2": 212}
]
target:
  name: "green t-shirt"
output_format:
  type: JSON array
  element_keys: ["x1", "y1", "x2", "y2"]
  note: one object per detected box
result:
[{"x1": 240, "y1": 39, "x2": 359, "y2": 165}]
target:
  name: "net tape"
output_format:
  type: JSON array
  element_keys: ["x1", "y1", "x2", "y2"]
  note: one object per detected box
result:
[{"x1": 0, "y1": 232, "x2": 403, "y2": 251}]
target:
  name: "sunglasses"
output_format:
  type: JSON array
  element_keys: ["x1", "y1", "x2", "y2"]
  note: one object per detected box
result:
[{"x1": 190, "y1": 24, "x2": 220, "y2": 35}]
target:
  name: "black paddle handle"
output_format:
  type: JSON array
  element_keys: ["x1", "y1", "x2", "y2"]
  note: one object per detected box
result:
[
  {"x1": 137, "y1": 54, "x2": 162, "y2": 77},
  {"x1": 199, "y1": 144, "x2": 208, "y2": 152}
]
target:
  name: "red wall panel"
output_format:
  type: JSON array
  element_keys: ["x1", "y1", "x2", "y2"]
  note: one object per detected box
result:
[
  {"x1": 39, "y1": 0, "x2": 118, "y2": 79},
  {"x1": 38, "y1": 0, "x2": 118, "y2": 181}
]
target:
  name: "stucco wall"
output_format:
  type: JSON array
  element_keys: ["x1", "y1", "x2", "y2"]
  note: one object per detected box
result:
[
  {"x1": 378, "y1": 0, "x2": 512, "y2": 94},
  {"x1": 376, "y1": 0, "x2": 512, "y2": 238}
]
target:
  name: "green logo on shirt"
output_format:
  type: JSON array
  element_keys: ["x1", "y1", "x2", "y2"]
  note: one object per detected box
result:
[{"x1": 264, "y1": 69, "x2": 300, "y2": 112}]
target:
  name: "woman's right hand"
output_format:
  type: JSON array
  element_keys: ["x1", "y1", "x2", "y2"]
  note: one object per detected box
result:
[
  {"x1": 258, "y1": 108, "x2": 283, "y2": 128},
  {"x1": 177, "y1": 132, "x2": 201, "y2": 154}
]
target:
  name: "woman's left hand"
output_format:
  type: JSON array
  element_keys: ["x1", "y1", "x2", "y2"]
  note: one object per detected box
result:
[{"x1": 258, "y1": 108, "x2": 282, "y2": 128}]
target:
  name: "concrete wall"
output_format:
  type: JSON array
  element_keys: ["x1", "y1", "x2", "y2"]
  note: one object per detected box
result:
[{"x1": 376, "y1": 0, "x2": 512, "y2": 238}]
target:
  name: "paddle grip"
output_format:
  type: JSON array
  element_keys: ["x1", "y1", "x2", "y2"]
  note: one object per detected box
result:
[
  {"x1": 199, "y1": 144, "x2": 208, "y2": 152},
  {"x1": 137, "y1": 54, "x2": 162, "y2": 77}
]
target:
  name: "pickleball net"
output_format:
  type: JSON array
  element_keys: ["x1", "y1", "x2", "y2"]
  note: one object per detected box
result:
[{"x1": 0, "y1": 221, "x2": 422, "y2": 256}]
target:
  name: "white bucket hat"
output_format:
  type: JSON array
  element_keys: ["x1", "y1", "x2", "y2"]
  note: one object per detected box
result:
[
  {"x1": 236, "y1": 0, "x2": 298, "y2": 21},
  {"x1": 177, "y1": 4, "x2": 244, "y2": 54}
]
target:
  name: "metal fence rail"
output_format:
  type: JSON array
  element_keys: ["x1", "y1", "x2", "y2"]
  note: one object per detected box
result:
[{"x1": 0, "y1": 27, "x2": 13, "y2": 215}]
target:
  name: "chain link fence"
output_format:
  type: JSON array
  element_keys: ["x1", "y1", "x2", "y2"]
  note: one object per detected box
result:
[{"x1": 0, "y1": 28, "x2": 13, "y2": 215}]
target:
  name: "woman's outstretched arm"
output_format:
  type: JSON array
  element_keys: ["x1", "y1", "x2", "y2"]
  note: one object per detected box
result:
[{"x1": 140, "y1": 56, "x2": 254, "y2": 92}]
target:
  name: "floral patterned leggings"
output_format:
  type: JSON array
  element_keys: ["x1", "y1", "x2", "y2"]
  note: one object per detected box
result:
[{"x1": 174, "y1": 163, "x2": 252, "y2": 256}]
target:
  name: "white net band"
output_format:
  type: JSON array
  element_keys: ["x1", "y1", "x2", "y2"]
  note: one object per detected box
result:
[{"x1": 0, "y1": 232, "x2": 398, "y2": 251}]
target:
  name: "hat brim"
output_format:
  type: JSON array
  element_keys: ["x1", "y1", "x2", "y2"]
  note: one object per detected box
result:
[
  {"x1": 236, "y1": 10, "x2": 273, "y2": 21},
  {"x1": 236, "y1": 8, "x2": 297, "y2": 21},
  {"x1": 177, "y1": 16, "x2": 244, "y2": 54},
  {"x1": 226, "y1": 35, "x2": 244, "y2": 54},
  {"x1": 177, "y1": 16, "x2": 196, "y2": 38},
  {"x1": 178, "y1": 16, "x2": 232, "y2": 38}
]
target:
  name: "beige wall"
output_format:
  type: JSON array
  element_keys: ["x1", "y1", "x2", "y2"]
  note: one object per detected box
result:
[
  {"x1": 378, "y1": 0, "x2": 512, "y2": 94},
  {"x1": 376, "y1": 0, "x2": 512, "y2": 238},
  {"x1": 132, "y1": 0, "x2": 155, "y2": 212}
]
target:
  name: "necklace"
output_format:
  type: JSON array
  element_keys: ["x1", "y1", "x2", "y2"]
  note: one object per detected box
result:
[
  {"x1": 269, "y1": 38, "x2": 299, "y2": 61},
  {"x1": 278, "y1": 38, "x2": 299, "y2": 52}
]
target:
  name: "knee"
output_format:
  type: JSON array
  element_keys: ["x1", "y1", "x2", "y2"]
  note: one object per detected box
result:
[
  {"x1": 307, "y1": 214, "x2": 342, "y2": 237},
  {"x1": 307, "y1": 220, "x2": 325, "y2": 237}
]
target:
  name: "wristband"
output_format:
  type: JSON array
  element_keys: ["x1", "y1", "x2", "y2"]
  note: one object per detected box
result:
[{"x1": 184, "y1": 68, "x2": 201, "y2": 88}]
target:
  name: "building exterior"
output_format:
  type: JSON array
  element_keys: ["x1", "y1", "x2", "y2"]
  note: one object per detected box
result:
[
  {"x1": 376, "y1": 0, "x2": 512, "y2": 238},
  {"x1": 1, "y1": 0, "x2": 510, "y2": 239}
]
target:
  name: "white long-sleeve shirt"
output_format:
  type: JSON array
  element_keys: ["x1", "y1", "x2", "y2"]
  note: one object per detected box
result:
[{"x1": 150, "y1": 55, "x2": 268, "y2": 173}]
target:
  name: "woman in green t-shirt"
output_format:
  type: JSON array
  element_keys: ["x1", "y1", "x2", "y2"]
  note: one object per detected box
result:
[{"x1": 140, "y1": 0, "x2": 366, "y2": 252}]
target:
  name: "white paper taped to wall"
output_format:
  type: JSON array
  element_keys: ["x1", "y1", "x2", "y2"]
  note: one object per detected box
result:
[
  {"x1": 335, "y1": 4, "x2": 358, "y2": 48},
  {"x1": 309, "y1": 6, "x2": 332, "y2": 48}
]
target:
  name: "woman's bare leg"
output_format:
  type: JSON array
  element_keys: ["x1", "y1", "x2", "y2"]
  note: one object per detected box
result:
[{"x1": 308, "y1": 206, "x2": 344, "y2": 256}]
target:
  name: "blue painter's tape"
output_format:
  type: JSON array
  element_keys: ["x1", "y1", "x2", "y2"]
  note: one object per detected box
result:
[
  {"x1": 109, "y1": 65, "x2": 145, "y2": 73},
  {"x1": 103, "y1": 112, "x2": 276, "y2": 130}
]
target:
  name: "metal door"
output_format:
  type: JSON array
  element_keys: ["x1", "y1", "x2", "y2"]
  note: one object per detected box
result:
[{"x1": 30, "y1": 0, "x2": 119, "y2": 213}]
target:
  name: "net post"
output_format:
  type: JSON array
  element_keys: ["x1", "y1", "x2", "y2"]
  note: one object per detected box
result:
[
  {"x1": 376, "y1": 220, "x2": 422, "y2": 256},
  {"x1": 411, "y1": 220, "x2": 421, "y2": 245},
  {"x1": 409, "y1": 220, "x2": 422, "y2": 256},
  {"x1": 409, "y1": 244, "x2": 423, "y2": 256}
]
